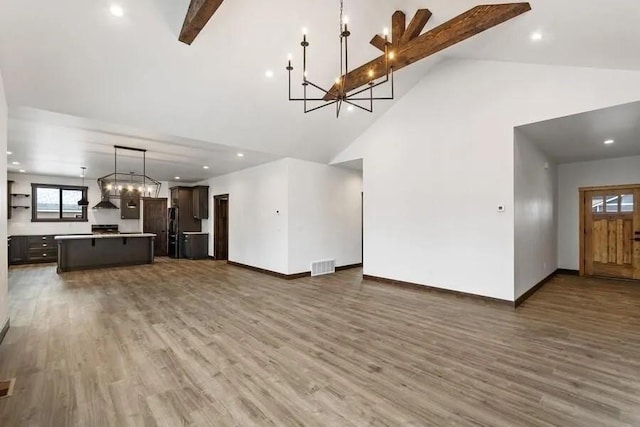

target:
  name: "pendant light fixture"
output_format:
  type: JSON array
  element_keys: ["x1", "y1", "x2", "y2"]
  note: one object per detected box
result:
[
  {"x1": 77, "y1": 167, "x2": 89, "y2": 207},
  {"x1": 286, "y1": 0, "x2": 394, "y2": 117},
  {"x1": 94, "y1": 146, "x2": 161, "y2": 209}
]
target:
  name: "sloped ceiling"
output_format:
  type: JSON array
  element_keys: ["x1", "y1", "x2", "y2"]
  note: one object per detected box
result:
[{"x1": 0, "y1": 0, "x2": 638, "y2": 178}]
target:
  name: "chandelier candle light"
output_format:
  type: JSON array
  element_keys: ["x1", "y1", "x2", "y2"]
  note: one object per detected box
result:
[{"x1": 287, "y1": 0, "x2": 394, "y2": 117}]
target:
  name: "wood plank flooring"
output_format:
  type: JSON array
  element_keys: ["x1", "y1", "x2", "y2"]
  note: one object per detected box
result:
[{"x1": 1, "y1": 260, "x2": 640, "y2": 426}]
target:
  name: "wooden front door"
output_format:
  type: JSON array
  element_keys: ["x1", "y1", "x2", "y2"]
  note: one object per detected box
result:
[
  {"x1": 581, "y1": 185, "x2": 640, "y2": 279},
  {"x1": 143, "y1": 198, "x2": 168, "y2": 256},
  {"x1": 214, "y1": 195, "x2": 229, "y2": 260}
]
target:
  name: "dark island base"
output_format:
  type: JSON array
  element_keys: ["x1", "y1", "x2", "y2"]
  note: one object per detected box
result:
[{"x1": 57, "y1": 236, "x2": 154, "y2": 273}]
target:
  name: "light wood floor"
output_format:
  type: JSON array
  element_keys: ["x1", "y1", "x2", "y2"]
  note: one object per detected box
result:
[{"x1": 1, "y1": 260, "x2": 640, "y2": 426}]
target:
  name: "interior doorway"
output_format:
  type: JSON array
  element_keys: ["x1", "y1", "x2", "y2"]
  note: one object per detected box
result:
[
  {"x1": 580, "y1": 184, "x2": 640, "y2": 279},
  {"x1": 214, "y1": 194, "x2": 229, "y2": 260},
  {"x1": 143, "y1": 198, "x2": 168, "y2": 256}
]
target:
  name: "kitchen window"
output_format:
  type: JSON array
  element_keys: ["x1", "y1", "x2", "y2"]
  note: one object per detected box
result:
[{"x1": 31, "y1": 184, "x2": 88, "y2": 222}]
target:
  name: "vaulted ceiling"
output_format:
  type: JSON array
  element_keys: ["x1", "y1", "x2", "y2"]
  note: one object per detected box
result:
[{"x1": 0, "y1": 0, "x2": 638, "y2": 179}]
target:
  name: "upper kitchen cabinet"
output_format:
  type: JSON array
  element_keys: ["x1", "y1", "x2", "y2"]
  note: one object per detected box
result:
[{"x1": 192, "y1": 186, "x2": 209, "y2": 220}]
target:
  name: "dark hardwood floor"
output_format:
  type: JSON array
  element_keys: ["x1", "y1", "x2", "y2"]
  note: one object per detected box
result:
[{"x1": 1, "y1": 260, "x2": 639, "y2": 426}]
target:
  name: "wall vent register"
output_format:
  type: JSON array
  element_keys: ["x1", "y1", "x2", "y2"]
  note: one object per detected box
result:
[{"x1": 311, "y1": 259, "x2": 336, "y2": 277}]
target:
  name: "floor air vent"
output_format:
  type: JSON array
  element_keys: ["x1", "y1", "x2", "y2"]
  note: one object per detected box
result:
[{"x1": 311, "y1": 259, "x2": 336, "y2": 277}]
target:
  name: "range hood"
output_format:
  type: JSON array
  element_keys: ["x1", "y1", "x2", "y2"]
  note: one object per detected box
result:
[{"x1": 93, "y1": 196, "x2": 118, "y2": 210}]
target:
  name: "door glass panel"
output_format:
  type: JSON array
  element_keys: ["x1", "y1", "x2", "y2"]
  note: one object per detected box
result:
[
  {"x1": 592, "y1": 196, "x2": 604, "y2": 213},
  {"x1": 605, "y1": 195, "x2": 619, "y2": 213},
  {"x1": 621, "y1": 194, "x2": 634, "y2": 212}
]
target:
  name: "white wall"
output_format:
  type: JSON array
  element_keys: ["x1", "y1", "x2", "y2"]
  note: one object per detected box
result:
[
  {"x1": 333, "y1": 59, "x2": 640, "y2": 301},
  {"x1": 200, "y1": 160, "x2": 290, "y2": 274},
  {"x1": 8, "y1": 173, "x2": 172, "y2": 236},
  {"x1": 558, "y1": 155, "x2": 640, "y2": 270},
  {"x1": 0, "y1": 69, "x2": 8, "y2": 329},
  {"x1": 514, "y1": 130, "x2": 557, "y2": 299},
  {"x1": 199, "y1": 158, "x2": 363, "y2": 275},
  {"x1": 288, "y1": 159, "x2": 362, "y2": 274}
]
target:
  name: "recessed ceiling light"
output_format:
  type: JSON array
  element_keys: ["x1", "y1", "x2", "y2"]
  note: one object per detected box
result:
[
  {"x1": 174, "y1": 176, "x2": 181, "y2": 180},
  {"x1": 237, "y1": 153, "x2": 244, "y2": 158},
  {"x1": 265, "y1": 70, "x2": 274, "y2": 78},
  {"x1": 203, "y1": 166, "x2": 209, "y2": 169},
  {"x1": 110, "y1": 4, "x2": 124, "y2": 17},
  {"x1": 11, "y1": 161, "x2": 19, "y2": 165},
  {"x1": 530, "y1": 31, "x2": 543, "y2": 41},
  {"x1": 604, "y1": 139, "x2": 615, "y2": 145},
  {"x1": 347, "y1": 105, "x2": 354, "y2": 112},
  {"x1": 6, "y1": 151, "x2": 12, "y2": 155},
  {"x1": 19, "y1": 169, "x2": 25, "y2": 173}
]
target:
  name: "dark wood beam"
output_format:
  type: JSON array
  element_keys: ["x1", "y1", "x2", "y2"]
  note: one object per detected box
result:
[
  {"x1": 399, "y1": 9, "x2": 432, "y2": 45},
  {"x1": 392, "y1": 11, "x2": 406, "y2": 48},
  {"x1": 179, "y1": 0, "x2": 225, "y2": 45},
  {"x1": 323, "y1": 3, "x2": 531, "y2": 100},
  {"x1": 369, "y1": 34, "x2": 391, "y2": 52}
]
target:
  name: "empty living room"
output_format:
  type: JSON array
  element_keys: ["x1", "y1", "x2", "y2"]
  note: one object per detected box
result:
[{"x1": 1, "y1": 0, "x2": 640, "y2": 425}]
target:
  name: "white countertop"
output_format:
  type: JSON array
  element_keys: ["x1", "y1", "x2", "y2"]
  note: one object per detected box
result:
[
  {"x1": 54, "y1": 233, "x2": 156, "y2": 240},
  {"x1": 183, "y1": 232, "x2": 209, "y2": 235}
]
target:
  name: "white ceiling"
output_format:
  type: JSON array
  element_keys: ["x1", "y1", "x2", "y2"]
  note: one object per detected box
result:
[
  {"x1": 1, "y1": 0, "x2": 639, "y2": 178},
  {"x1": 517, "y1": 101, "x2": 640, "y2": 164}
]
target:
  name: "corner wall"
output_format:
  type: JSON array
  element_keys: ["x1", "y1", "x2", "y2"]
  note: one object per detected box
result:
[
  {"x1": 514, "y1": 130, "x2": 557, "y2": 299},
  {"x1": 199, "y1": 158, "x2": 362, "y2": 275},
  {"x1": 0, "y1": 70, "x2": 8, "y2": 329},
  {"x1": 558, "y1": 155, "x2": 640, "y2": 270},
  {"x1": 333, "y1": 59, "x2": 640, "y2": 301},
  {"x1": 201, "y1": 160, "x2": 290, "y2": 274},
  {"x1": 287, "y1": 159, "x2": 362, "y2": 274}
]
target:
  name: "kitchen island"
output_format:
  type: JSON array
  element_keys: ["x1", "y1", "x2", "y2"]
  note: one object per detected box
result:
[{"x1": 55, "y1": 234, "x2": 155, "y2": 273}]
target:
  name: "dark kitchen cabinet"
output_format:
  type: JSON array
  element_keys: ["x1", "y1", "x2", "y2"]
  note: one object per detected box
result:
[
  {"x1": 192, "y1": 186, "x2": 209, "y2": 220},
  {"x1": 120, "y1": 189, "x2": 140, "y2": 220},
  {"x1": 9, "y1": 236, "x2": 28, "y2": 264},
  {"x1": 182, "y1": 233, "x2": 209, "y2": 260}
]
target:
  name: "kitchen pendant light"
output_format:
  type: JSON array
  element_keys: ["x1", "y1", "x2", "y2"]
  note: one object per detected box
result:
[
  {"x1": 94, "y1": 146, "x2": 161, "y2": 209},
  {"x1": 78, "y1": 167, "x2": 89, "y2": 207}
]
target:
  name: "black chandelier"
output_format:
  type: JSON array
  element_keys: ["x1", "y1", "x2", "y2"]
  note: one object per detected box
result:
[{"x1": 286, "y1": 0, "x2": 394, "y2": 117}]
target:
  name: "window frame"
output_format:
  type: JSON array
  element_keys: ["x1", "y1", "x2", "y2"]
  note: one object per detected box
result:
[{"x1": 31, "y1": 183, "x2": 89, "y2": 223}]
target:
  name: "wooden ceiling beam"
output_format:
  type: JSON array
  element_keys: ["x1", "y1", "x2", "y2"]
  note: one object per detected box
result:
[
  {"x1": 391, "y1": 11, "x2": 406, "y2": 48},
  {"x1": 399, "y1": 9, "x2": 432, "y2": 45},
  {"x1": 179, "y1": 0, "x2": 225, "y2": 45},
  {"x1": 369, "y1": 34, "x2": 391, "y2": 52},
  {"x1": 323, "y1": 3, "x2": 531, "y2": 100}
]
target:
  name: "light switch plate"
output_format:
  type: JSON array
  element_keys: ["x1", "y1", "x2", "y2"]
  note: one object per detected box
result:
[{"x1": 497, "y1": 205, "x2": 506, "y2": 212}]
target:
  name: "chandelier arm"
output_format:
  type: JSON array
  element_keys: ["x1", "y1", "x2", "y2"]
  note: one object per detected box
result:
[
  {"x1": 304, "y1": 100, "x2": 339, "y2": 113},
  {"x1": 303, "y1": 79, "x2": 335, "y2": 96},
  {"x1": 346, "y1": 67, "x2": 394, "y2": 99},
  {"x1": 345, "y1": 96, "x2": 395, "y2": 101},
  {"x1": 290, "y1": 97, "x2": 339, "y2": 101},
  {"x1": 342, "y1": 99, "x2": 373, "y2": 113},
  {"x1": 346, "y1": 79, "x2": 388, "y2": 98}
]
